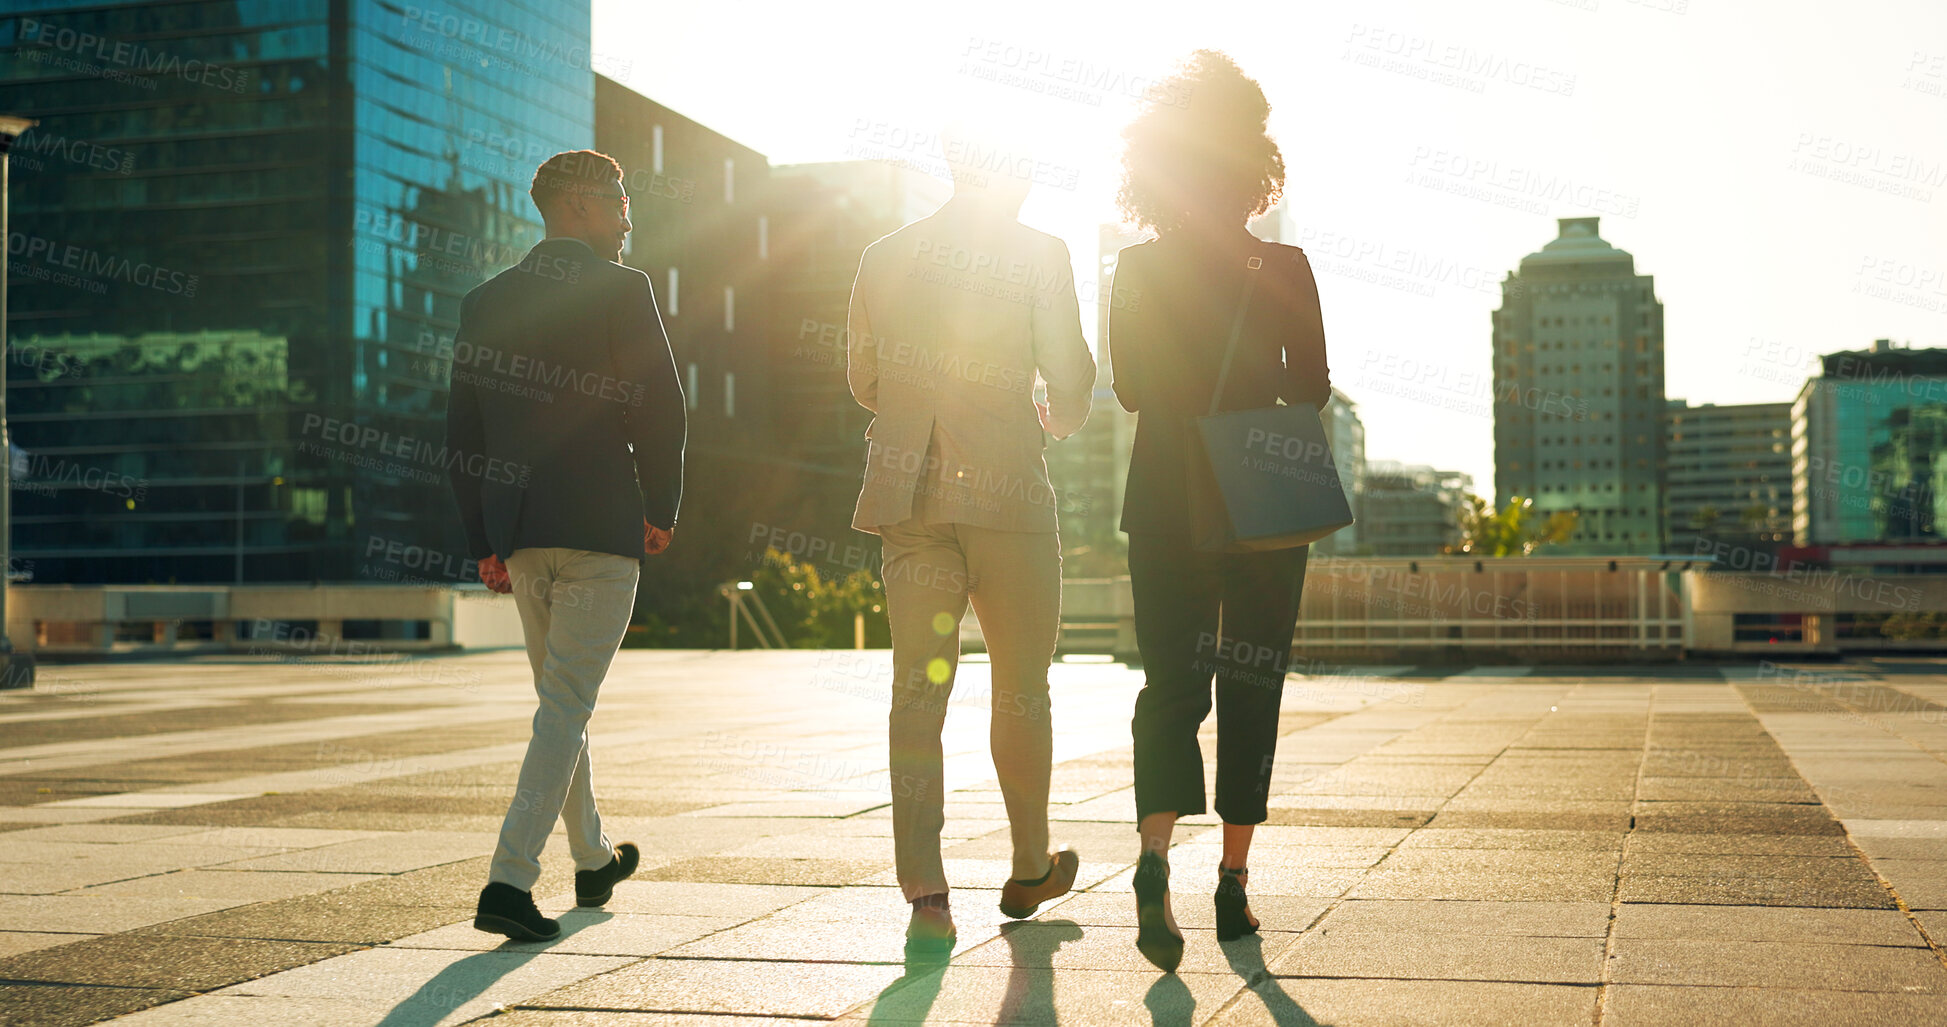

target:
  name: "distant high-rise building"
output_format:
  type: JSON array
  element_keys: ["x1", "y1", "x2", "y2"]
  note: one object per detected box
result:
[
  {"x1": 1665, "y1": 399, "x2": 1791, "y2": 552},
  {"x1": 1316, "y1": 388, "x2": 1365, "y2": 556},
  {"x1": 1054, "y1": 223, "x2": 1149, "y2": 576},
  {"x1": 1359, "y1": 462, "x2": 1472, "y2": 556},
  {"x1": 759, "y1": 161, "x2": 948, "y2": 551},
  {"x1": 1493, "y1": 217, "x2": 1666, "y2": 553},
  {"x1": 0, "y1": 0, "x2": 594, "y2": 585},
  {"x1": 596, "y1": 78, "x2": 769, "y2": 447},
  {"x1": 1792, "y1": 341, "x2": 1947, "y2": 545},
  {"x1": 593, "y1": 79, "x2": 782, "y2": 615},
  {"x1": 766, "y1": 162, "x2": 946, "y2": 466}
]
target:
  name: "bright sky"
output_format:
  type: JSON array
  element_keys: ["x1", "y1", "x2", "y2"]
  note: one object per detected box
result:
[{"x1": 598, "y1": 0, "x2": 1947, "y2": 502}]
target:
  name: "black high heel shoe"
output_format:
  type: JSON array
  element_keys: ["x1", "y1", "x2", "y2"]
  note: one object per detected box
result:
[
  {"x1": 1133, "y1": 849, "x2": 1184, "y2": 972},
  {"x1": 1215, "y1": 865, "x2": 1259, "y2": 941}
]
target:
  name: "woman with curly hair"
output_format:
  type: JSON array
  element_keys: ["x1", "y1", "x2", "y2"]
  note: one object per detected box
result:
[{"x1": 1107, "y1": 50, "x2": 1330, "y2": 971}]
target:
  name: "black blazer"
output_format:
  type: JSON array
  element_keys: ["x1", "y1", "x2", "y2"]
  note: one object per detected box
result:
[
  {"x1": 1109, "y1": 233, "x2": 1330, "y2": 536},
  {"x1": 443, "y1": 238, "x2": 686, "y2": 561}
]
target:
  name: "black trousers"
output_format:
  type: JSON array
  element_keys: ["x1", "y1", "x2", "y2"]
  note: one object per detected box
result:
[{"x1": 1128, "y1": 532, "x2": 1308, "y2": 825}]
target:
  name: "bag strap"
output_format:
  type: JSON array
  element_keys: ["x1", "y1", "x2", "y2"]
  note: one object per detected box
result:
[{"x1": 1207, "y1": 245, "x2": 1266, "y2": 417}]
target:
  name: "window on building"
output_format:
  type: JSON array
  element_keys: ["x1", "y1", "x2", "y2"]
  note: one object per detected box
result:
[
  {"x1": 758, "y1": 215, "x2": 769, "y2": 259},
  {"x1": 724, "y1": 372, "x2": 735, "y2": 418},
  {"x1": 666, "y1": 267, "x2": 679, "y2": 316},
  {"x1": 652, "y1": 125, "x2": 664, "y2": 174},
  {"x1": 724, "y1": 158, "x2": 735, "y2": 203},
  {"x1": 724, "y1": 286, "x2": 735, "y2": 332},
  {"x1": 1733, "y1": 612, "x2": 1804, "y2": 644},
  {"x1": 685, "y1": 363, "x2": 699, "y2": 411}
]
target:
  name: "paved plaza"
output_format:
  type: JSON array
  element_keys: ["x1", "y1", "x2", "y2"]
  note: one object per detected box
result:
[{"x1": 1, "y1": 650, "x2": 1946, "y2": 1025}]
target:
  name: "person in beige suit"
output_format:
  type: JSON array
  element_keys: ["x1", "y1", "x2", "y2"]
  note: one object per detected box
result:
[{"x1": 847, "y1": 133, "x2": 1097, "y2": 957}]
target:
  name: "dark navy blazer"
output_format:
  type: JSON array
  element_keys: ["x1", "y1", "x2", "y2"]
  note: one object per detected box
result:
[{"x1": 443, "y1": 237, "x2": 686, "y2": 561}]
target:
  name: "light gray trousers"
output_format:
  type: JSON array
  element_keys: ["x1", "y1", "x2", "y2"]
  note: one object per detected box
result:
[{"x1": 487, "y1": 547, "x2": 640, "y2": 892}]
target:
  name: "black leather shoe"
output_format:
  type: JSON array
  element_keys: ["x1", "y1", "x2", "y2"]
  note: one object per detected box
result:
[
  {"x1": 474, "y1": 882, "x2": 560, "y2": 941},
  {"x1": 575, "y1": 841, "x2": 639, "y2": 907}
]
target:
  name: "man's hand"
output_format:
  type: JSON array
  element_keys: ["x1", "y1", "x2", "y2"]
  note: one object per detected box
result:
[
  {"x1": 478, "y1": 554, "x2": 512, "y2": 594},
  {"x1": 644, "y1": 520, "x2": 673, "y2": 556},
  {"x1": 1036, "y1": 399, "x2": 1058, "y2": 437}
]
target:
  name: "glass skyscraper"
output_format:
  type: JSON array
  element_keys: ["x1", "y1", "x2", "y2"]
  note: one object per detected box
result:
[
  {"x1": 0, "y1": 0, "x2": 593, "y2": 584},
  {"x1": 1793, "y1": 344, "x2": 1947, "y2": 545}
]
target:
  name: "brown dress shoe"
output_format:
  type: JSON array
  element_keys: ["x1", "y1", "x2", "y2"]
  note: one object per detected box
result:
[
  {"x1": 905, "y1": 894, "x2": 955, "y2": 961},
  {"x1": 999, "y1": 847, "x2": 1079, "y2": 919}
]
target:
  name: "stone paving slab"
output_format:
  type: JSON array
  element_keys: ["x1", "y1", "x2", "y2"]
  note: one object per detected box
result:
[
  {"x1": 213, "y1": 946, "x2": 633, "y2": 1023},
  {"x1": 0, "y1": 933, "x2": 358, "y2": 991},
  {"x1": 1273, "y1": 930, "x2": 1607, "y2": 984},
  {"x1": 0, "y1": 983, "x2": 191, "y2": 1027},
  {"x1": 0, "y1": 931, "x2": 93, "y2": 958},
  {"x1": 1312, "y1": 899, "x2": 1613, "y2": 937},
  {"x1": 1207, "y1": 979, "x2": 1600, "y2": 1026},
  {"x1": 1606, "y1": 937, "x2": 1947, "y2": 991},
  {"x1": 4, "y1": 653, "x2": 1947, "y2": 1025},
  {"x1": 841, "y1": 965, "x2": 1250, "y2": 1025},
  {"x1": 531, "y1": 957, "x2": 908, "y2": 1017},
  {"x1": 1602, "y1": 985, "x2": 1947, "y2": 1027}
]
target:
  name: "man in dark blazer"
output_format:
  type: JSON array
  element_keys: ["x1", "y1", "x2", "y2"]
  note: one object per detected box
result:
[{"x1": 445, "y1": 149, "x2": 686, "y2": 942}]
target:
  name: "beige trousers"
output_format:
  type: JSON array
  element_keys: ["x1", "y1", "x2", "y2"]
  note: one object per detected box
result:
[
  {"x1": 488, "y1": 547, "x2": 640, "y2": 892},
  {"x1": 878, "y1": 517, "x2": 1062, "y2": 901}
]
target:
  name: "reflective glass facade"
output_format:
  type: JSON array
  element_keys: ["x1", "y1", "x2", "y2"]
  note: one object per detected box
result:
[
  {"x1": 1792, "y1": 348, "x2": 1947, "y2": 545},
  {"x1": 0, "y1": 0, "x2": 591, "y2": 583}
]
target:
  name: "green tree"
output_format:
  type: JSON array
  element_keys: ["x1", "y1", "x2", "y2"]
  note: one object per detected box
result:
[
  {"x1": 1739, "y1": 504, "x2": 1773, "y2": 537},
  {"x1": 1450, "y1": 495, "x2": 1578, "y2": 557},
  {"x1": 748, "y1": 547, "x2": 890, "y2": 649}
]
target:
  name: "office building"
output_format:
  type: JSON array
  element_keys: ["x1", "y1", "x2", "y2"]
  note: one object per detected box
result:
[
  {"x1": 1359, "y1": 462, "x2": 1472, "y2": 556},
  {"x1": 756, "y1": 161, "x2": 947, "y2": 552},
  {"x1": 1492, "y1": 217, "x2": 1666, "y2": 553},
  {"x1": 1036, "y1": 222, "x2": 1146, "y2": 576},
  {"x1": 1792, "y1": 341, "x2": 1947, "y2": 544},
  {"x1": 596, "y1": 77, "x2": 769, "y2": 446},
  {"x1": 765, "y1": 161, "x2": 945, "y2": 466},
  {"x1": 1316, "y1": 388, "x2": 1365, "y2": 556},
  {"x1": 1, "y1": 0, "x2": 594, "y2": 584},
  {"x1": 1665, "y1": 399, "x2": 1791, "y2": 552},
  {"x1": 593, "y1": 78, "x2": 786, "y2": 615}
]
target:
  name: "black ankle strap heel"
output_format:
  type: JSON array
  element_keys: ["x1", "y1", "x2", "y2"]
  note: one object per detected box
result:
[
  {"x1": 1215, "y1": 865, "x2": 1258, "y2": 942},
  {"x1": 1133, "y1": 849, "x2": 1184, "y2": 972}
]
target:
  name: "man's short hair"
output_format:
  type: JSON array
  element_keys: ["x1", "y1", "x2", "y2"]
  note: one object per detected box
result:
[{"x1": 531, "y1": 150, "x2": 623, "y2": 213}]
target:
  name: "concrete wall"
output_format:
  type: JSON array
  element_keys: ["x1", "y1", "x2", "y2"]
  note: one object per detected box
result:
[
  {"x1": 6, "y1": 585, "x2": 459, "y2": 655},
  {"x1": 1684, "y1": 569, "x2": 1947, "y2": 654}
]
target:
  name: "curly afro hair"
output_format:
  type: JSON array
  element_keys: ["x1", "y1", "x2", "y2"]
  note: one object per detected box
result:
[{"x1": 1116, "y1": 50, "x2": 1285, "y2": 237}]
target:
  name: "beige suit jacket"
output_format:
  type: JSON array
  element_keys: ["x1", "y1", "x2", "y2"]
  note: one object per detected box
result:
[{"x1": 847, "y1": 198, "x2": 1096, "y2": 534}]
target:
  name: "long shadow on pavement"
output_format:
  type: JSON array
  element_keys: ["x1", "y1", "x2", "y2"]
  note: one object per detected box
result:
[
  {"x1": 1221, "y1": 933, "x2": 1327, "y2": 1026},
  {"x1": 864, "y1": 917, "x2": 1088, "y2": 1024},
  {"x1": 867, "y1": 953, "x2": 948, "y2": 1027},
  {"x1": 372, "y1": 909, "x2": 613, "y2": 1026},
  {"x1": 998, "y1": 918, "x2": 1084, "y2": 1023}
]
